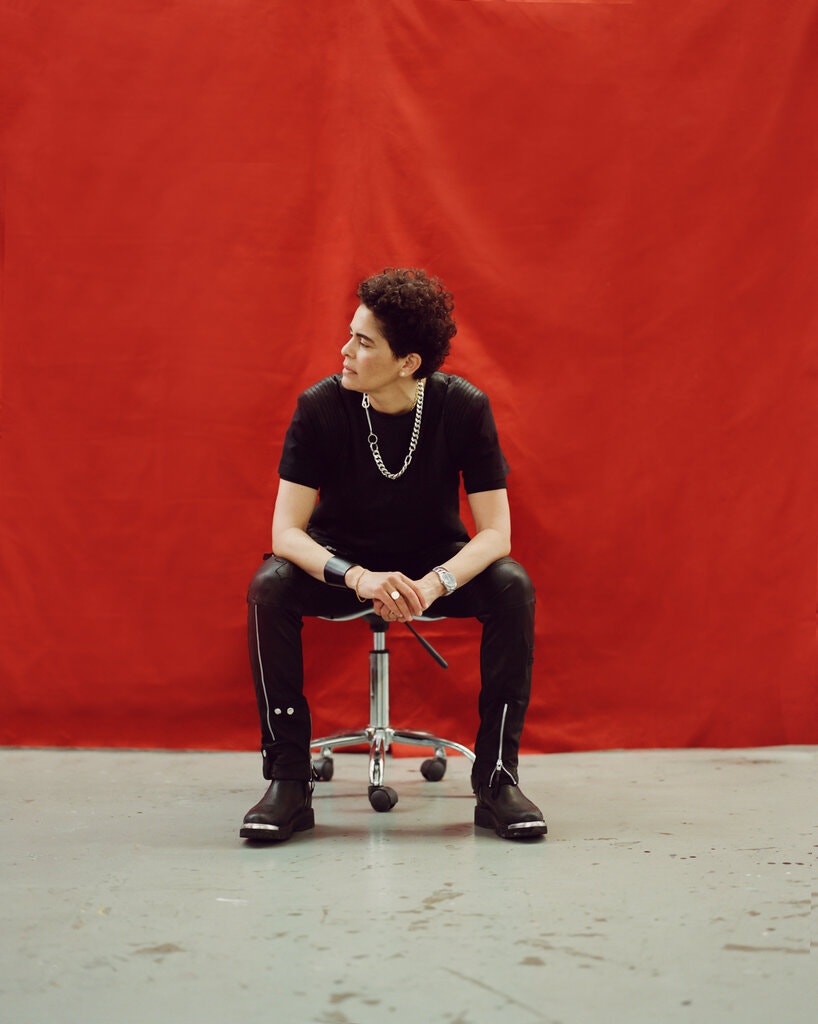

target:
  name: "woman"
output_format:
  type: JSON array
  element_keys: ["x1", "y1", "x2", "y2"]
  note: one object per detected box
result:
[{"x1": 241, "y1": 267, "x2": 546, "y2": 842}]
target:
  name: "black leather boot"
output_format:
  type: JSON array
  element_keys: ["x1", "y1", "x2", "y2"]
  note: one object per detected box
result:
[
  {"x1": 240, "y1": 780, "x2": 315, "y2": 843},
  {"x1": 474, "y1": 782, "x2": 547, "y2": 840}
]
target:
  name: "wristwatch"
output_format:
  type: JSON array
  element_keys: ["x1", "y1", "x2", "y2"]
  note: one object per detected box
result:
[{"x1": 432, "y1": 566, "x2": 457, "y2": 595}]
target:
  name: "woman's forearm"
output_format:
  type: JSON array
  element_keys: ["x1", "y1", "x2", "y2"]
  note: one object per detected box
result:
[
  {"x1": 418, "y1": 527, "x2": 511, "y2": 601},
  {"x1": 272, "y1": 527, "x2": 353, "y2": 584}
]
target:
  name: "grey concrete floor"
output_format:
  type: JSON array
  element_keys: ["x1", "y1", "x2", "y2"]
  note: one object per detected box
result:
[{"x1": 1, "y1": 746, "x2": 815, "y2": 1024}]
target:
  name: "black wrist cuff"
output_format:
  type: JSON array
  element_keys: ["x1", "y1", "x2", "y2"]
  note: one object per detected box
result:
[{"x1": 324, "y1": 556, "x2": 356, "y2": 588}]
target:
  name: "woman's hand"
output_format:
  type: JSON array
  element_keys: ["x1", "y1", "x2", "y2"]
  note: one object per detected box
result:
[{"x1": 356, "y1": 570, "x2": 426, "y2": 621}]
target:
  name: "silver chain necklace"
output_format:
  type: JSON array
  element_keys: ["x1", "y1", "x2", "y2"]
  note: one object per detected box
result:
[{"x1": 361, "y1": 379, "x2": 425, "y2": 480}]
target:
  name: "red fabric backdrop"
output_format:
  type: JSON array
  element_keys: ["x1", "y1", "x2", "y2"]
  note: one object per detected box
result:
[{"x1": 1, "y1": 0, "x2": 816, "y2": 753}]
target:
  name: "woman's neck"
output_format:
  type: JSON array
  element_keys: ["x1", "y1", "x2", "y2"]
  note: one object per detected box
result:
[{"x1": 367, "y1": 378, "x2": 421, "y2": 415}]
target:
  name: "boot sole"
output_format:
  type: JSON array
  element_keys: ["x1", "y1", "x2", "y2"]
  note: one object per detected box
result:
[
  {"x1": 474, "y1": 806, "x2": 547, "y2": 840},
  {"x1": 240, "y1": 808, "x2": 315, "y2": 843}
]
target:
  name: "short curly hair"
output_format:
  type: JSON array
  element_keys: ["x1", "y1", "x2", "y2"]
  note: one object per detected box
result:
[{"x1": 357, "y1": 267, "x2": 456, "y2": 378}]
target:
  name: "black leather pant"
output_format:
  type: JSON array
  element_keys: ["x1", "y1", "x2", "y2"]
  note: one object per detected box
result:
[{"x1": 246, "y1": 551, "x2": 535, "y2": 788}]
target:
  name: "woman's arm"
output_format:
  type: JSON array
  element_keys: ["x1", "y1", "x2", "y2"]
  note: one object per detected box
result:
[
  {"x1": 271, "y1": 480, "x2": 335, "y2": 581},
  {"x1": 412, "y1": 488, "x2": 512, "y2": 609},
  {"x1": 271, "y1": 478, "x2": 426, "y2": 613}
]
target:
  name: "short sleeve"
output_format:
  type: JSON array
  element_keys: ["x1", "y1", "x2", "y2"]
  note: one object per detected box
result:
[
  {"x1": 277, "y1": 378, "x2": 347, "y2": 490},
  {"x1": 450, "y1": 382, "x2": 510, "y2": 493},
  {"x1": 277, "y1": 398, "x2": 324, "y2": 489}
]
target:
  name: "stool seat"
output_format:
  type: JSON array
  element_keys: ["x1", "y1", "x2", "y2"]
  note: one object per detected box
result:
[{"x1": 310, "y1": 610, "x2": 475, "y2": 812}]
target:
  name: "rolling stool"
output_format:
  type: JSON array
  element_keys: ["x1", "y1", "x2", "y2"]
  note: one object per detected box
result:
[{"x1": 310, "y1": 609, "x2": 475, "y2": 812}]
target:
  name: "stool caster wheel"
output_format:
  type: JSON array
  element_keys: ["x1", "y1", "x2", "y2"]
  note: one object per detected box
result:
[
  {"x1": 312, "y1": 756, "x2": 334, "y2": 782},
  {"x1": 368, "y1": 785, "x2": 398, "y2": 812},
  {"x1": 420, "y1": 757, "x2": 447, "y2": 781}
]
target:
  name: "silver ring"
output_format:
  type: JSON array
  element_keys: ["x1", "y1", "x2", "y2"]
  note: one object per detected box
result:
[{"x1": 390, "y1": 590, "x2": 400, "y2": 600}]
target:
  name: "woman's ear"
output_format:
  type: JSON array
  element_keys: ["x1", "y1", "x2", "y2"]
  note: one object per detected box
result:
[{"x1": 402, "y1": 352, "x2": 422, "y2": 377}]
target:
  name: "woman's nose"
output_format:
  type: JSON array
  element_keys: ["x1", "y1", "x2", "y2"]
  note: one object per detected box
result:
[{"x1": 341, "y1": 338, "x2": 353, "y2": 357}]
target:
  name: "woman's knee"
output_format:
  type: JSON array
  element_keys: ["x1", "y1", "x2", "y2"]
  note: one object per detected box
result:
[
  {"x1": 470, "y1": 557, "x2": 532, "y2": 610},
  {"x1": 247, "y1": 555, "x2": 298, "y2": 608},
  {"x1": 485, "y1": 557, "x2": 535, "y2": 608}
]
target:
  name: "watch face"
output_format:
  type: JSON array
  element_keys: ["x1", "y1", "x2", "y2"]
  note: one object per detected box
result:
[{"x1": 437, "y1": 568, "x2": 456, "y2": 593}]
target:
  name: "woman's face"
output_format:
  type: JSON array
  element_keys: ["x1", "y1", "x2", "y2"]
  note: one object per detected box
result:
[{"x1": 340, "y1": 304, "x2": 409, "y2": 396}]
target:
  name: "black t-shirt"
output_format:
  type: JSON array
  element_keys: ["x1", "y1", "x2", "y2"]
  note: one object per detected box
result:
[{"x1": 278, "y1": 372, "x2": 509, "y2": 567}]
